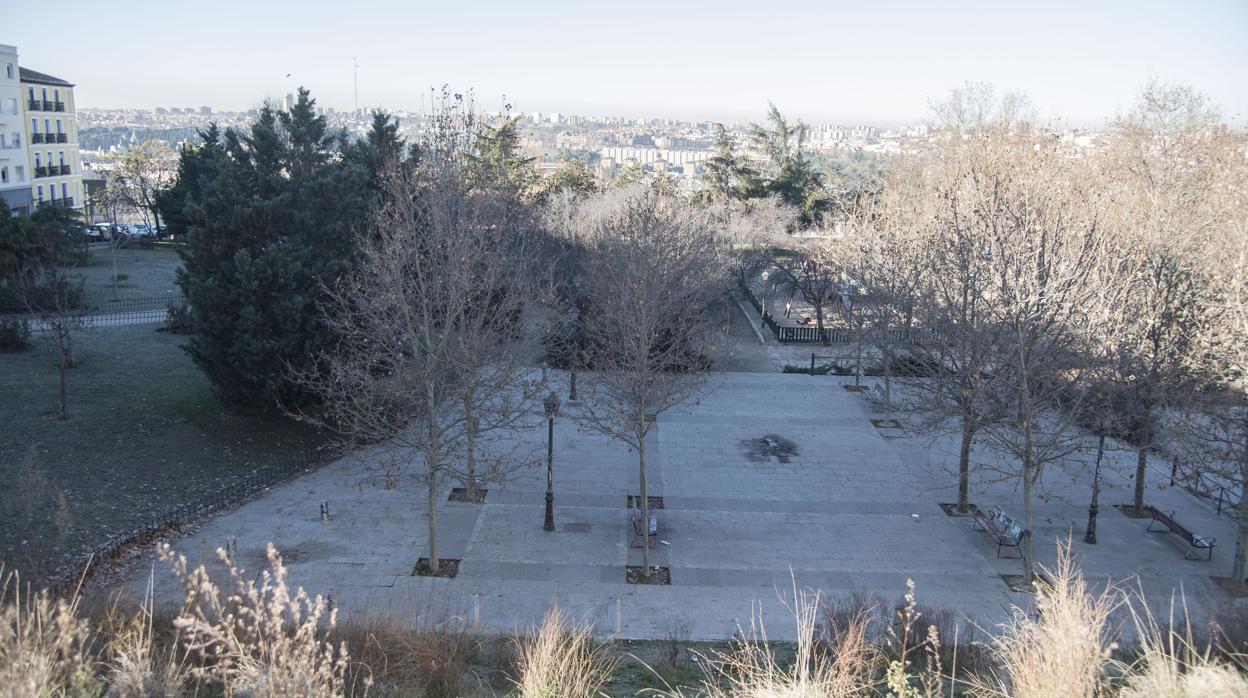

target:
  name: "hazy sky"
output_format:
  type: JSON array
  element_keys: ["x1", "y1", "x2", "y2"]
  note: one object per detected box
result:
[{"x1": 3, "y1": 0, "x2": 1245, "y2": 126}]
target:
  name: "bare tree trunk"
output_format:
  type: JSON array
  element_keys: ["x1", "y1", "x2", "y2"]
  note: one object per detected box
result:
[
  {"x1": 1084, "y1": 433, "x2": 1106, "y2": 544},
  {"x1": 1132, "y1": 446, "x2": 1149, "y2": 516},
  {"x1": 58, "y1": 348, "x2": 68, "y2": 421},
  {"x1": 957, "y1": 422, "x2": 975, "y2": 513},
  {"x1": 427, "y1": 473, "x2": 439, "y2": 573},
  {"x1": 465, "y1": 390, "x2": 478, "y2": 497},
  {"x1": 639, "y1": 431, "x2": 650, "y2": 577},
  {"x1": 1235, "y1": 439, "x2": 1248, "y2": 583},
  {"x1": 111, "y1": 241, "x2": 119, "y2": 301},
  {"x1": 815, "y1": 304, "x2": 827, "y2": 345},
  {"x1": 426, "y1": 404, "x2": 441, "y2": 573},
  {"x1": 1022, "y1": 420, "x2": 1035, "y2": 584}
]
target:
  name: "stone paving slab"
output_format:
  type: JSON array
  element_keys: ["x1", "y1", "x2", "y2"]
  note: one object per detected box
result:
[{"x1": 103, "y1": 371, "x2": 1243, "y2": 641}]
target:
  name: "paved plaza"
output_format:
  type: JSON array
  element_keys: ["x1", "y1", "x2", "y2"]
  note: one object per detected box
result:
[{"x1": 109, "y1": 358, "x2": 1244, "y2": 641}]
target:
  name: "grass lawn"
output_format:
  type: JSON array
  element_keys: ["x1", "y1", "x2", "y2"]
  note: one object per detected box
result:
[
  {"x1": 77, "y1": 244, "x2": 183, "y2": 305},
  {"x1": 0, "y1": 323, "x2": 328, "y2": 585}
]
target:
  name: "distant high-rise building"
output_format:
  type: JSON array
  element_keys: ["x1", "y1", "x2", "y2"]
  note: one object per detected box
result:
[
  {"x1": 283, "y1": 93, "x2": 295, "y2": 112},
  {"x1": 154, "y1": 107, "x2": 168, "y2": 115},
  {"x1": 18, "y1": 60, "x2": 84, "y2": 213},
  {"x1": 170, "y1": 107, "x2": 182, "y2": 114},
  {"x1": 199, "y1": 106, "x2": 212, "y2": 115}
]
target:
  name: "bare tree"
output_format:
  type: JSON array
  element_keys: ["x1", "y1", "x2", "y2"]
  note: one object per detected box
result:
[
  {"x1": 1104, "y1": 82, "x2": 1233, "y2": 515},
  {"x1": 968, "y1": 134, "x2": 1124, "y2": 584},
  {"x1": 1185, "y1": 167, "x2": 1248, "y2": 581},
  {"x1": 16, "y1": 242, "x2": 93, "y2": 420},
  {"x1": 566, "y1": 185, "x2": 730, "y2": 577},
  {"x1": 296, "y1": 97, "x2": 551, "y2": 575},
  {"x1": 114, "y1": 140, "x2": 177, "y2": 234},
  {"x1": 92, "y1": 176, "x2": 130, "y2": 299}
]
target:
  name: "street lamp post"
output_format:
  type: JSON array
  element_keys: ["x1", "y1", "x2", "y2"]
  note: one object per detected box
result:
[
  {"x1": 543, "y1": 392, "x2": 560, "y2": 532},
  {"x1": 1084, "y1": 433, "x2": 1106, "y2": 544}
]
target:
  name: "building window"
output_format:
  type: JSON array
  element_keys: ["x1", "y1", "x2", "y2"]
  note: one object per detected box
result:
[
  {"x1": 62, "y1": 183, "x2": 68, "y2": 199},
  {"x1": 1, "y1": 167, "x2": 7, "y2": 184},
  {"x1": 56, "y1": 119, "x2": 63, "y2": 133},
  {"x1": 34, "y1": 153, "x2": 41, "y2": 167},
  {"x1": 5, "y1": 64, "x2": 12, "y2": 79},
  {"x1": 54, "y1": 89, "x2": 60, "y2": 102},
  {"x1": 30, "y1": 118, "x2": 37, "y2": 133},
  {"x1": 37, "y1": 185, "x2": 43, "y2": 202},
  {"x1": 41, "y1": 87, "x2": 47, "y2": 101},
  {"x1": 59, "y1": 152, "x2": 65, "y2": 166},
  {"x1": 28, "y1": 87, "x2": 35, "y2": 101},
  {"x1": 43, "y1": 119, "x2": 50, "y2": 133}
]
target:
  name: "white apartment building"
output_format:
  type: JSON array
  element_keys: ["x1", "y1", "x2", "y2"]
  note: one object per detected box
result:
[
  {"x1": 0, "y1": 45, "x2": 32, "y2": 216},
  {"x1": 21, "y1": 65, "x2": 84, "y2": 211}
]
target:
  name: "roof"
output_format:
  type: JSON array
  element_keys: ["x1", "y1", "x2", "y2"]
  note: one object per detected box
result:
[{"x1": 19, "y1": 68, "x2": 73, "y2": 87}]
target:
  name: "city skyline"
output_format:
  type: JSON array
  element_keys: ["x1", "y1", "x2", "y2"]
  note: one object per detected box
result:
[{"x1": 3, "y1": 0, "x2": 1247, "y2": 127}]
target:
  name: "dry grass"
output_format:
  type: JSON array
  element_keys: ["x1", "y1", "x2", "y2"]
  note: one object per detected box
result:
[
  {"x1": 664, "y1": 580, "x2": 879, "y2": 698},
  {"x1": 1116, "y1": 595, "x2": 1248, "y2": 698},
  {"x1": 159, "y1": 542, "x2": 358, "y2": 698},
  {"x1": 512, "y1": 608, "x2": 619, "y2": 698},
  {"x1": 0, "y1": 568, "x2": 98, "y2": 698},
  {"x1": 3, "y1": 542, "x2": 1247, "y2": 697},
  {"x1": 338, "y1": 613, "x2": 479, "y2": 697},
  {"x1": 966, "y1": 545, "x2": 1119, "y2": 698}
]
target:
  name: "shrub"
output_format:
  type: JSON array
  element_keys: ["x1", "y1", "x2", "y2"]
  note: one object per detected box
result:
[
  {"x1": 163, "y1": 302, "x2": 194, "y2": 335},
  {"x1": 0, "y1": 317, "x2": 31, "y2": 352}
]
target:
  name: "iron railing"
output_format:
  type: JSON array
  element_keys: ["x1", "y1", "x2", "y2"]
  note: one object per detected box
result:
[
  {"x1": 1172, "y1": 462, "x2": 1241, "y2": 519},
  {"x1": 46, "y1": 461, "x2": 317, "y2": 594},
  {"x1": 1, "y1": 296, "x2": 186, "y2": 329}
]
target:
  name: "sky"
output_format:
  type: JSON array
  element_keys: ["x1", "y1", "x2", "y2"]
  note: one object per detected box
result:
[{"x1": 3, "y1": 0, "x2": 1246, "y2": 127}]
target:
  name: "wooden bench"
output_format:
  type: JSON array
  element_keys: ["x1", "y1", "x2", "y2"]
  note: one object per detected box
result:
[
  {"x1": 1147, "y1": 508, "x2": 1215, "y2": 560},
  {"x1": 973, "y1": 505, "x2": 1027, "y2": 558},
  {"x1": 630, "y1": 505, "x2": 658, "y2": 549}
]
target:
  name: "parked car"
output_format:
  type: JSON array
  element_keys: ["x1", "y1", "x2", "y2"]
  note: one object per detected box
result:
[{"x1": 122, "y1": 224, "x2": 156, "y2": 238}]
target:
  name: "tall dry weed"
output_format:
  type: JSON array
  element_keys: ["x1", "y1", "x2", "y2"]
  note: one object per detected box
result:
[
  {"x1": 0, "y1": 568, "x2": 98, "y2": 698},
  {"x1": 159, "y1": 542, "x2": 360, "y2": 698},
  {"x1": 672, "y1": 580, "x2": 878, "y2": 698},
  {"x1": 512, "y1": 607, "x2": 618, "y2": 698},
  {"x1": 968, "y1": 544, "x2": 1118, "y2": 698}
]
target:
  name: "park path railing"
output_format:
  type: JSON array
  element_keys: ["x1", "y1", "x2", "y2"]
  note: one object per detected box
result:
[
  {"x1": 45, "y1": 460, "x2": 316, "y2": 595},
  {"x1": 1171, "y1": 460, "x2": 1241, "y2": 519},
  {"x1": 0, "y1": 295, "x2": 185, "y2": 330}
]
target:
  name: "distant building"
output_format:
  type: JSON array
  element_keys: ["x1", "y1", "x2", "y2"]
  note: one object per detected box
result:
[
  {"x1": 283, "y1": 93, "x2": 294, "y2": 112},
  {"x1": 199, "y1": 106, "x2": 212, "y2": 115},
  {"x1": 0, "y1": 45, "x2": 33, "y2": 215},
  {"x1": 20, "y1": 63, "x2": 84, "y2": 211}
]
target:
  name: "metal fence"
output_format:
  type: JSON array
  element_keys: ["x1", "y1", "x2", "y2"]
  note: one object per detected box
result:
[
  {"x1": 1173, "y1": 463, "x2": 1241, "y2": 519},
  {"x1": 739, "y1": 279, "x2": 914, "y2": 345},
  {"x1": 46, "y1": 461, "x2": 316, "y2": 594},
  {"x1": 0, "y1": 296, "x2": 184, "y2": 331}
]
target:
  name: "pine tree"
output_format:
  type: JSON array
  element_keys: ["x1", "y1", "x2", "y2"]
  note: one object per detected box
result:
[
  {"x1": 176, "y1": 88, "x2": 367, "y2": 407},
  {"x1": 158, "y1": 124, "x2": 224, "y2": 239}
]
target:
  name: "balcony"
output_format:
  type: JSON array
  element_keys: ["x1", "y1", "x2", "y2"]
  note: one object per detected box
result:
[
  {"x1": 58, "y1": 164, "x2": 70, "y2": 175},
  {"x1": 31, "y1": 132, "x2": 45, "y2": 144},
  {"x1": 53, "y1": 102, "x2": 65, "y2": 112},
  {"x1": 37, "y1": 197, "x2": 73, "y2": 209},
  {"x1": 35, "y1": 166, "x2": 49, "y2": 178},
  {"x1": 42, "y1": 100, "x2": 55, "y2": 111},
  {"x1": 27, "y1": 99, "x2": 40, "y2": 111},
  {"x1": 53, "y1": 133, "x2": 67, "y2": 143}
]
